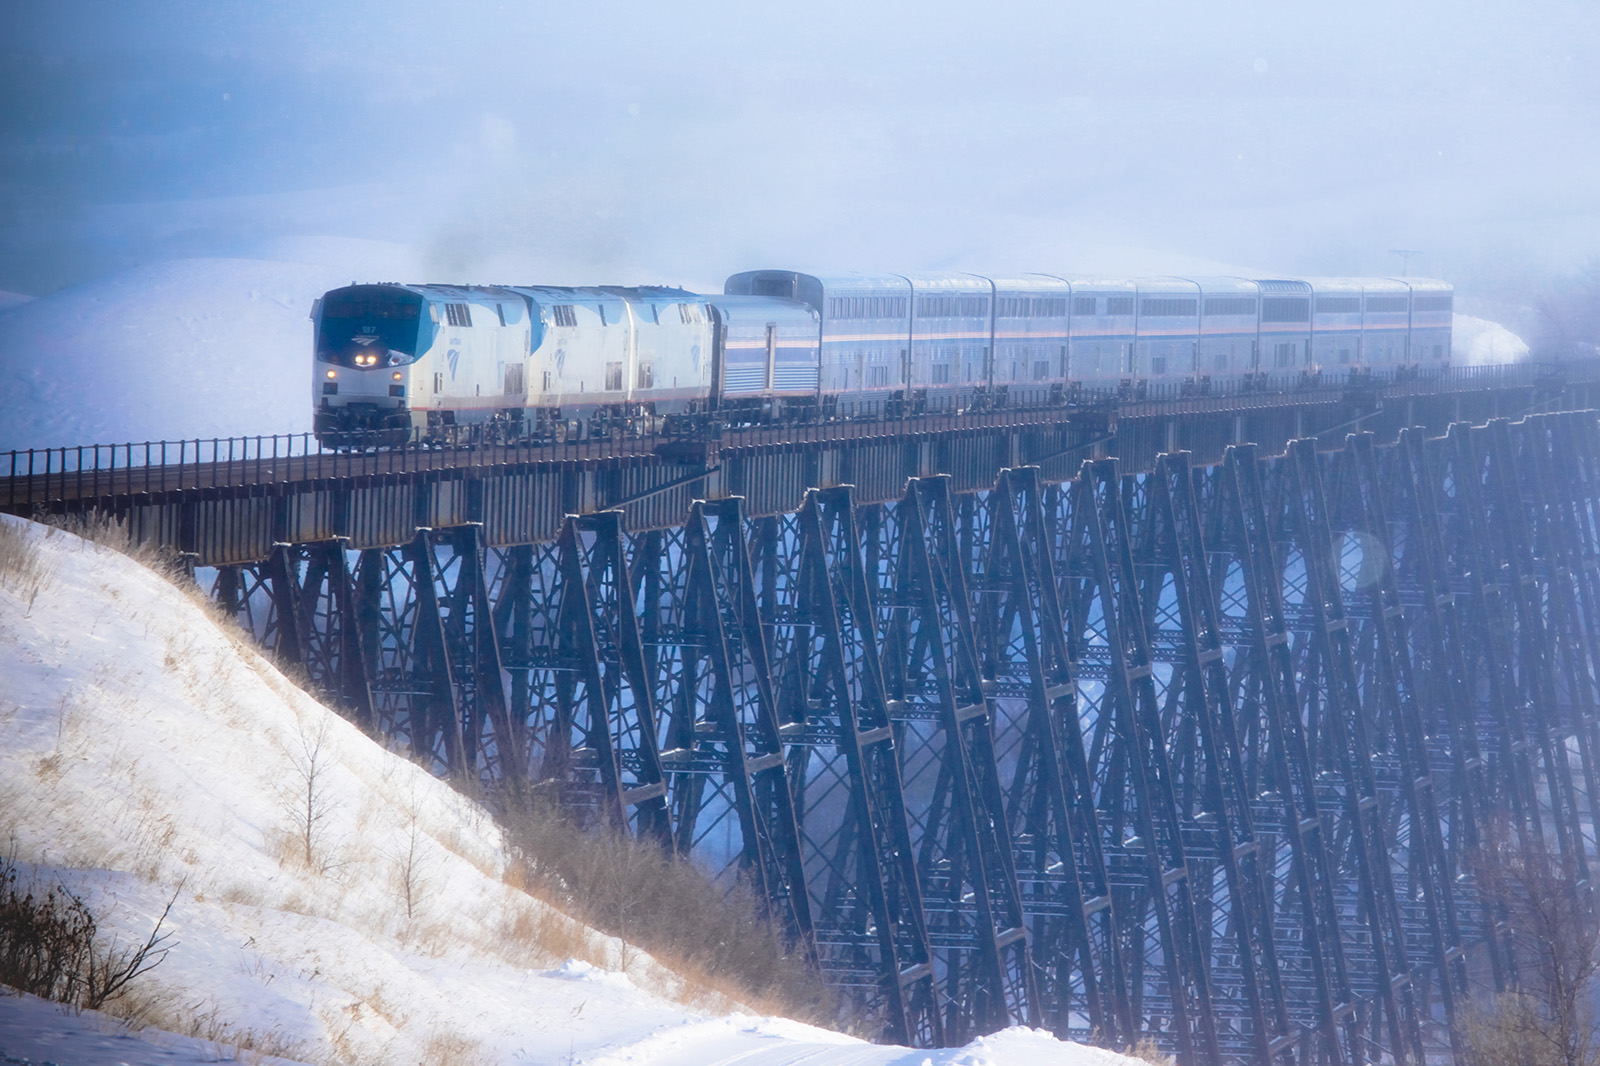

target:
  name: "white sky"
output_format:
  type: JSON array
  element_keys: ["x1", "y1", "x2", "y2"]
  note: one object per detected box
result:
[{"x1": 1, "y1": 0, "x2": 1596, "y2": 302}]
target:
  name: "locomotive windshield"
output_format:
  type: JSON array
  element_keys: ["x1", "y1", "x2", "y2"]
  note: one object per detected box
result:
[{"x1": 316, "y1": 286, "x2": 432, "y2": 367}]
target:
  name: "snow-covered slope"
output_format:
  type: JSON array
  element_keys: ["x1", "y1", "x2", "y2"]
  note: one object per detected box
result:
[{"x1": 0, "y1": 514, "x2": 1138, "y2": 1066}]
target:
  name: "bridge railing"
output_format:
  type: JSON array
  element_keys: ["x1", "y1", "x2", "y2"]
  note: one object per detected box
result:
[
  {"x1": 2, "y1": 434, "x2": 319, "y2": 510},
  {"x1": 1, "y1": 358, "x2": 1588, "y2": 510}
]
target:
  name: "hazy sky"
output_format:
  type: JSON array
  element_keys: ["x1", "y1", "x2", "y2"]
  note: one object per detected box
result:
[{"x1": 2, "y1": 0, "x2": 1597, "y2": 310}]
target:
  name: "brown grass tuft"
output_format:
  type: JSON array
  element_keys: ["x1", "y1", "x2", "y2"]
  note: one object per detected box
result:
[
  {"x1": 0, "y1": 518, "x2": 51, "y2": 606},
  {"x1": 501, "y1": 798, "x2": 833, "y2": 1025}
]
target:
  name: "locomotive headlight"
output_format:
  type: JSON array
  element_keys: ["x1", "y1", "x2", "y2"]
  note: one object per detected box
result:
[
  {"x1": 325, "y1": 369, "x2": 337, "y2": 379},
  {"x1": 391, "y1": 371, "x2": 403, "y2": 381},
  {"x1": 354, "y1": 352, "x2": 377, "y2": 367}
]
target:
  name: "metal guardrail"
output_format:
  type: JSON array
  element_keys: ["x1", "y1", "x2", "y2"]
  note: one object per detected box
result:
[{"x1": 1, "y1": 358, "x2": 1588, "y2": 510}]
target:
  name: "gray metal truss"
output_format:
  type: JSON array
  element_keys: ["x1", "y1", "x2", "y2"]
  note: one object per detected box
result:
[{"x1": 210, "y1": 411, "x2": 1600, "y2": 1064}]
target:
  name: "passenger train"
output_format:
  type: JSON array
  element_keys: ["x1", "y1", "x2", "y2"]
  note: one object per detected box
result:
[{"x1": 311, "y1": 269, "x2": 1454, "y2": 446}]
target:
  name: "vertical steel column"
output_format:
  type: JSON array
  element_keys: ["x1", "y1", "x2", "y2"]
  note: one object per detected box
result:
[
  {"x1": 884, "y1": 475, "x2": 1037, "y2": 1040},
  {"x1": 645, "y1": 496, "x2": 814, "y2": 949},
  {"x1": 1442, "y1": 423, "x2": 1552, "y2": 852},
  {"x1": 985, "y1": 465, "x2": 1134, "y2": 1046},
  {"x1": 453, "y1": 525, "x2": 524, "y2": 793},
  {"x1": 774, "y1": 486, "x2": 942, "y2": 1045},
  {"x1": 325, "y1": 540, "x2": 376, "y2": 731},
  {"x1": 407, "y1": 531, "x2": 467, "y2": 776},
  {"x1": 546, "y1": 513, "x2": 670, "y2": 831},
  {"x1": 1218, "y1": 444, "x2": 1355, "y2": 1066},
  {"x1": 1478, "y1": 421, "x2": 1588, "y2": 861},
  {"x1": 1513, "y1": 416, "x2": 1600, "y2": 863},
  {"x1": 1282, "y1": 438, "x2": 1419, "y2": 1064},
  {"x1": 262, "y1": 542, "x2": 311, "y2": 669},
  {"x1": 1327, "y1": 433, "x2": 1467, "y2": 1060},
  {"x1": 1151, "y1": 451, "x2": 1296, "y2": 1064},
  {"x1": 1065, "y1": 458, "x2": 1221, "y2": 1066}
]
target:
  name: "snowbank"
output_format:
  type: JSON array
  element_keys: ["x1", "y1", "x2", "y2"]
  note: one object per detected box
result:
[
  {"x1": 0, "y1": 514, "x2": 1138, "y2": 1066},
  {"x1": 1452, "y1": 312, "x2": 1529, "y2": 366}
]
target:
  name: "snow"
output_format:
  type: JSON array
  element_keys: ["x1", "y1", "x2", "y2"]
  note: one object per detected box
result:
[
  {"x1": 0, "y1": 258, "x2": 339, "y2": 451},
  {"x1": 1452, "y1": 312, "x2": 1530, "y2": 366},
  {"x1": 0, "y1": 987, "x2": 312, "y2": 1066},
  {"x1": 0, "y1": 514, "x2": 1139, "y2": 1066}
]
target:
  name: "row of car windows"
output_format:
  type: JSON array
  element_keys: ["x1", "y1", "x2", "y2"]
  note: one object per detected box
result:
[
  {"x1": 838, "y1": 337, "x2": 1450, "y2": 384},
  {"x1": 824, "y1": 293, "x2": 1449, "y2": 321},
  {"x1": 432, "y1": 293, "x2": 1453, "y2": 331},
  {"x1": 546, "y1": 303, "x2": 705, "y2": 328}
]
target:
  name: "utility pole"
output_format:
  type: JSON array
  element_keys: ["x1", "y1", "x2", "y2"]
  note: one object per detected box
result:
[{"x1": 1390, "y1": 249, "x2": 1423, "y2": 276}]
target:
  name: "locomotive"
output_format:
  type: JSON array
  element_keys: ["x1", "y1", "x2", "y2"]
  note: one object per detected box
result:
[{"x1": 311, "y1": 270, "x2": 1453, "y2": 447}]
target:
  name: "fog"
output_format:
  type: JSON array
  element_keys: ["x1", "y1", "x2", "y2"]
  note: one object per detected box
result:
[{"x1": 3, "y1": 0, "x2": 1597, "y2": 324}]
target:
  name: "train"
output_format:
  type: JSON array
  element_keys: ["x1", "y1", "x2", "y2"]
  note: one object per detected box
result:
[{"x1": 311, "y1": 270, "x2": 1454, "y2": 446}]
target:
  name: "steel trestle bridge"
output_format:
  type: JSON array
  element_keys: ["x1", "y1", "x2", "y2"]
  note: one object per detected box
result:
[{"x1": 8, "y1": 364, "x2": 1600, "y2": 1064}]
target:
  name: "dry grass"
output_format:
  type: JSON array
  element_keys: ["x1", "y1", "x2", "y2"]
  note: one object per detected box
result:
[
  {"x1": 501, "y1": 798, "x2": 833, "y2": 1026},
  {"x1": 1123, "y1": 1035, "x2": 1177, "y2": 1066},
  {"x1": 0, "y1": 518, "x2": 52, "y2": 607},
  {"x1": 102, "y1": 986, "x2": 316, "y2": 1064},
  {"x1": 420, "y1": 1029, "x2": 494, "y2": 1066},
  {"x1": 496, "y1": 897, "x2": 606, "y2": 969},
  {"x1": 38, "y1": 512, "x2": 176, "y2": 573}
]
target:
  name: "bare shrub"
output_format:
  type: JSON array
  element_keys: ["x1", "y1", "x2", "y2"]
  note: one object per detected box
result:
[
  {"x1": 1465, "y1": 824, "x2": 1600, "y2": 1066},
  {"x1": 389, "y1": 783, "x2": 434, "y2": 922},
  {"x1": 279, "y1": 714, "x2": 341, "y2": 874},
  {"x1": 0, "y1": 853, "x2": 175, "y2": 1011},
  {"x1": 502, "y1": 798, "x2": 830, "y2": 1023}
]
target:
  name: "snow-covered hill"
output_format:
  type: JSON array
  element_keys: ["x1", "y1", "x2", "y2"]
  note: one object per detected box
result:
[{"x1": 0, "y1": 514, "x2": 1138, "y2": 1066}]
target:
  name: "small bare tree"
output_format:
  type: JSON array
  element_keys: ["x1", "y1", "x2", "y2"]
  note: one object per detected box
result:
[
  {"x1": 1467, "y1": 824, "x2": 1600, "y2": 1066},
  {"x1": 391, "y1": 782, "x2": 433, "y2": 921},
  {"x1": 281, "y1": 715, "x2": 338, "y2": 872}
]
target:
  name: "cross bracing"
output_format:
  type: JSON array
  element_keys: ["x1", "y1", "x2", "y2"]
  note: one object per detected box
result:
[{"x1": 147, "y1": 412, "x2": 1600, "y2": 1062}]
